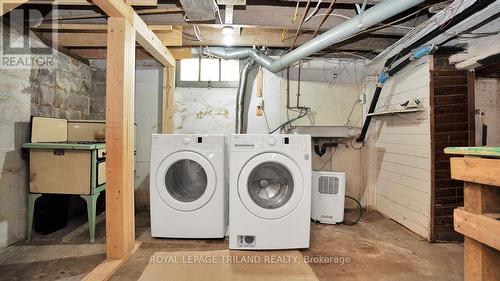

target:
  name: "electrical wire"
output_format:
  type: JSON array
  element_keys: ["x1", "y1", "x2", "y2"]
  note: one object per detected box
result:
[
  {"x1": 320, "y1": 145, "x2": 337, "y2": 170},
  {"x1": 304, "y1": 0, "x2": 322, "y2": 22},
  {"x1": 213, "y1": 0, "x2": 224, "y2": 26},
  {"x1": 342, "y1": 195, "x2": 362, "y2": 226},
  {"x1": 269, "y1": 107, "x2": 309, "y2": 134},
  {"x1": 261, "y1": 107, "x2": 272, "y2": 133}
]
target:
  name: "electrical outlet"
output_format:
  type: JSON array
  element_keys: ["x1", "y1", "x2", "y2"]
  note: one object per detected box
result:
[{"x1": 358, "y1": 94, "x2": 366, "y2": 104}]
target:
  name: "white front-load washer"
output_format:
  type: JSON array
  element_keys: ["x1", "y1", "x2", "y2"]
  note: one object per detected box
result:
[
  {"x1": 150, "y1": 134, "x2": 228, "y2": 238},
  {"x1": 229, "y1": 134, "x2": 312, "y2": 249}
]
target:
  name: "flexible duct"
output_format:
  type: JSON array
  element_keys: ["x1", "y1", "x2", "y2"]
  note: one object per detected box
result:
[
  {"x1": 204, "y1": 0, "x2": 424, "y2": 73},
  {"x1": 236, "y1": 59, "x2": 256, "y2": 133}
]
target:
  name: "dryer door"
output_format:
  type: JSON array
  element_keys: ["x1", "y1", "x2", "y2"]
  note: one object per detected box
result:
[
  {"x1": 155, "y1": 151, "x2": 216, "y2": 211},
  {"x1": 238, "y1": 153, "x2": 304, "y2": 220}
]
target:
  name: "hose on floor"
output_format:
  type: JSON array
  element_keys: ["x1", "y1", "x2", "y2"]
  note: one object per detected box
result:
[{"x1": 342, "y1": 195, "x2": 362, "y2": 226}]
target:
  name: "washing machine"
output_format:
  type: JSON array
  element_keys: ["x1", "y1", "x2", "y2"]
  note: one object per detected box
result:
[
  {"x1": 229, "y1": 134, "x2": 312, "y2": 249},
  {"x1": 150, "y1": 134, "x2": 228, "y2": 238}
]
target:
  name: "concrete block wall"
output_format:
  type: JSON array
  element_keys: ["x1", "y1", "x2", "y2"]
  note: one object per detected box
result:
[{"x1": 0, "y1": 25, "x2": 99, "y2": 249}]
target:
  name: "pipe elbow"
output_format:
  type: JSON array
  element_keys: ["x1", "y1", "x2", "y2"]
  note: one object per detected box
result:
[
  {"x1": 377, "y1": 72, "x2": 389, "y2": 85},
  {"x1": 411, "y1": 45, "x2": 437, "y2": 61}
]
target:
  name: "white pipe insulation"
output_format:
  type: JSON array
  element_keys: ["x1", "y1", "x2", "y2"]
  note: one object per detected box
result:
[{"x1": 203, "y1": 0, "x2": 425, "y2": 72}]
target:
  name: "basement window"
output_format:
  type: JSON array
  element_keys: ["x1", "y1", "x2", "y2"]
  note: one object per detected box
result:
[{"x1": 177, "y1": 58, "x2": 240, "y2": 88}]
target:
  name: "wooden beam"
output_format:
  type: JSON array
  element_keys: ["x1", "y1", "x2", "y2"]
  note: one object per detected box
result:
[
  {"x1": 34, "y1": 23, "x2": 174, "y2": 32},
  {"x1": 0, "y1": 1, "x2": 28, "y2": 16},
  {"x1": 82, "y1": 242, "x2": 141, "y2": 281},
  {"x1": 125, "y1": 0, "x2": 157, "y2": 6},
  {"x1": 104, "y1": 16, "x2": 136, "y2": 259},
  {"x1": 33, "y1": 31, "x2": 90, "y2": 65},
  {"x1": 450, "y1": 157, "x2": 500, "y2": 187},
  {"x1": 92, "y1": 0, "x2": 175, "y2": 67},
  {"x1": 20, "y1": 0, "x2": 156, "y2": 6},
  {"x1": 162, "y1": 66, "x2": 175, "y2": 133},
  {"x1": 133, "y1": 13, "x2": 175, "y2": 66},
  {"x1": 455, "y1": 208, "x2": 500, "y2": 251},
  {"x1": 68, "y1": 47, "x2": 191, "y2": 60},
  {"x1": 183, "y1": 26, "x2": 398, "y2": 50},
  {"x1": 92, "y1": 0, "x2": 134, "y2": 21},
  {"x1": 36, "y1": 29, "x2": 182, "y2": 47}
]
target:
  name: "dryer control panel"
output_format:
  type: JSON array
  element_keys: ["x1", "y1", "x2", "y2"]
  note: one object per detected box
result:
[
  {"x1": 152, "y1": 134, "x2": 223, "y2": 152},
  {"x1": 231, "y1": 134, "x2": 311, "y2": 153}
]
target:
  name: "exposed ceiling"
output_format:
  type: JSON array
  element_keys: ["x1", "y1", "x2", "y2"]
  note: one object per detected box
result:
[{"x1": 10, "y1": 0, "x2": 450, "y2": 61}]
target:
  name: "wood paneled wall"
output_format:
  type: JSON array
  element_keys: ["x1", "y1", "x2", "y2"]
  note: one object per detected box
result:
[{"x1": 372, "y1": 58, "x2": 432, "y2": 239}]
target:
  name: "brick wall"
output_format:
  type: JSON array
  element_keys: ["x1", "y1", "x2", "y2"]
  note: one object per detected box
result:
[{"x1": 430, "y1": 53, "x2": 473, "y2": 242}]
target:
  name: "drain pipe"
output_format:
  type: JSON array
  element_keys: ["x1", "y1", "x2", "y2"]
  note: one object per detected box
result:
[
  {"x1": 204, "y1": 0, "x2": 424, "y2": 73},
  {"x1": 236, "y1": 58, "x2": 256, "y2": 134}
]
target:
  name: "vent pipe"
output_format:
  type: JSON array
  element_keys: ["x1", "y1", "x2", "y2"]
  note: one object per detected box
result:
[
  {"x1": 204, "y1": 0, "x2": 425, "y2": 72},
  {"x1": 236, "y1": 59, "x2": 256, "y2": 133}
]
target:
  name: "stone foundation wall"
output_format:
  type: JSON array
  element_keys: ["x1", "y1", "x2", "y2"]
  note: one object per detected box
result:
[
  {"x1": 0, "y1": 24, "x2": 101, "y2": 249},
  {"x1": 29, "y1": 55, "x2": 93, "y2": 119}
]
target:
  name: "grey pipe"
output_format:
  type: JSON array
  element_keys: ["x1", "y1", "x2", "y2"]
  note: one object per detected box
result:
[
  {"x1": 203, "y1": 0, "x2": 424, "y2": 72},
  {"x1": 236, "y1": 58, "x2": 256, "y2": 133}
]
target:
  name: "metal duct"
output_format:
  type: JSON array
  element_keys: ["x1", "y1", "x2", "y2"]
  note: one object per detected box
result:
[
  {"x1": 236, "y1": 58, "x2": 256, "y2": 133},
  {"x1": 204, "y1": 0, "x2": 424, "y2": 72}
]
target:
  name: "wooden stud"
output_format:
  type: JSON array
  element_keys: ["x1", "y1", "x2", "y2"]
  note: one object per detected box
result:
[
  {"x1": 464, "y1": 237, "x2": 500, "y2": 281},
  {"x1": 104, "y1": 17, "x2": 136, "y2": 259},
  {"x1": 464, "y1": 183, "x2": 500, "y2": 214},
  {"x1": 162, "y1": 66, "x2": 175, "y2": 133}
]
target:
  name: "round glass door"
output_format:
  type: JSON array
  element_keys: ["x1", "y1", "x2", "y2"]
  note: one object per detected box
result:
[
  {"x1": 238, "y1": 153, "x2": 304, "y2": 220},
  {"x1": 247, "y1": 162, "x2": 294, "y2": 209},
  {"x1": 165, "y1": 159, "x2": 207, "y2": 202},
  {"x1": 155, "y1": 151, "x2": 216, "y2": 212}
]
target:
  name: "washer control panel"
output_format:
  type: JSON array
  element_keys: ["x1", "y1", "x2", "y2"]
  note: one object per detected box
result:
[{"x1": 232, "y1": 134, "x2": 310, "y2": 152}]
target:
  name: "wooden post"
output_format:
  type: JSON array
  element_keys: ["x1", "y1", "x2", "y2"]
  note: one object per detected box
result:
[
  {"x1": 162, "y1": 66, "x2": 175, "y2": 133},
  {"x1": 445, "y1": 147, "x2": 500, "y2": 281},
  {"x1": 105, "y1": 17, "x2": 136, "y2": 259}
]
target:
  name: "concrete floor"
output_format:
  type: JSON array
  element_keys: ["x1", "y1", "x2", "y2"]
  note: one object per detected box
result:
[{"x1": 0, "y1": 210, "x2": 463, "y2": 281}]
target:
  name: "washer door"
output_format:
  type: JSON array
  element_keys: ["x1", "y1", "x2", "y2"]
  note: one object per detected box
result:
[
  {"x1": 155, "y1": 151, "x2": 216, "y2": 212},
  {"x1": 238, "y1": 153, "x2": 304, "y2": 220}
]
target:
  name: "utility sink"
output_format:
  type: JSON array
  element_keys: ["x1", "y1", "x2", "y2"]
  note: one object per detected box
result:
[{"x1": 290, "y1": 126, "x2": 361, "y2": 138}]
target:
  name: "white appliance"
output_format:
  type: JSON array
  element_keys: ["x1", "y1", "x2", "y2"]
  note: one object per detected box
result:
[
  {"x1": 229, "y1": 134, "x2": 312, "y2": 250},
  {"x1": 311, "y1": 171, "x2": 345, "y2": 224},
  {"x1": 150, "y1": 134, "x2": 228, "y2": 238}
]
